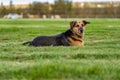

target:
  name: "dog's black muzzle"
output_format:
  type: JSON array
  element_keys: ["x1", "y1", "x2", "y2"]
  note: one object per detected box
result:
[{"x1": 78, "y1": 28, "x2": 83, "y2": 34}]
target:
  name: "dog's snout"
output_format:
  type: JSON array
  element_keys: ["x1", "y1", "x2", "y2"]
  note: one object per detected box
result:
[{"x1": 78, "y1": 28, "x2": 83, "y2": 33}]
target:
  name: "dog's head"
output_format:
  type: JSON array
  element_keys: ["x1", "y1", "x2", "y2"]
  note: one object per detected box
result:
[{"x1": 70, "y1": 20, "x2": 90, "y2": 37}]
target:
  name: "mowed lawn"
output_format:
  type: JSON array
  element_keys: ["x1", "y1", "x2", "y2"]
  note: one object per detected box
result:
[{"x1": 0, "y1": 19, "x2": 120, "y2": 80}]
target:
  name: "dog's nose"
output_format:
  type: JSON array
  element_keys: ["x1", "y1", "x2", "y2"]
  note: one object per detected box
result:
[
  {"x1": 78, "y1": 28, "x2": 83, "y2": 33},
  {"x1": 80, "y1": 29, "x2": 83, "y2": 33}
]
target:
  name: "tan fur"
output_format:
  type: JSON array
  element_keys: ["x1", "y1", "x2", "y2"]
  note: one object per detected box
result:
[
  {"x1": 68, "y1": 37, "x2": 84, "y2": 46},
  {"x1": 67, "y1": 21, "x2": 89, "y2": 46}
]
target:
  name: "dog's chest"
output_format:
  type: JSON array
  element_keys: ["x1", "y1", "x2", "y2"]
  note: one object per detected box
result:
[{"x1": 67, "y1": 37, "x2": 84, "y2": 46}]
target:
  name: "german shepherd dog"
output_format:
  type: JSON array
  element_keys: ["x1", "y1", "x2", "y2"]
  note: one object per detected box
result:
[{"x1": 23, "y1": 20, "x2": 90, "y2": 46}]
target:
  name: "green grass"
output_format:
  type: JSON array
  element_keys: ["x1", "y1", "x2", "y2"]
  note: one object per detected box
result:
[{"x1": 0, "y1": 19, "x2": 120, "y2": 80}]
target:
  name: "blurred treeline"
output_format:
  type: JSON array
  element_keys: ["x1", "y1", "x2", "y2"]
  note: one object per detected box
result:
[{"x1": 0, "y1": 0, "x2": 120, "y2": 18}]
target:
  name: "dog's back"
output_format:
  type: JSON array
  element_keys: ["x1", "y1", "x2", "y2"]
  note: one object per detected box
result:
[
  {"x1": 29, "y1": 36, "x2": 57, "y2": 46},
  {"x1": 23, "y1": 33, "x2": 69, "y2": 46}
]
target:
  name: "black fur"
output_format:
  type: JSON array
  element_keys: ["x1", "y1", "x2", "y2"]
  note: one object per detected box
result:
[{"x1": 23, "y1": 29, "x2": 73, "y2": 46}]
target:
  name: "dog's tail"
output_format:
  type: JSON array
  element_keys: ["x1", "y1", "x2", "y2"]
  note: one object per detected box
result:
[{"x1": 22, "y1": 41, "x2": 31, "y2": 45}]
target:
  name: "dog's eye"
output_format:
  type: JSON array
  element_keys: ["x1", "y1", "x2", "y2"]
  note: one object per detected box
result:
[
  {"x1": 76, "y1": 25, "x2": 79, "y2": 27},
  {"x1": 81, "y1": 24, "x2": 84, "y2": 26}
]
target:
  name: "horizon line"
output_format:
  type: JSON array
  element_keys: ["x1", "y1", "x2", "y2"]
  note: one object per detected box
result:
[{"x1": 0, "y1": 0, "x2": 120, "y2": 6}]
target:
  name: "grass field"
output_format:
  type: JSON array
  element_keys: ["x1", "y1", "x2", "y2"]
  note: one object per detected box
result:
[{"x1": 0, "y1": 19, "x2": 120, "y2": 80}]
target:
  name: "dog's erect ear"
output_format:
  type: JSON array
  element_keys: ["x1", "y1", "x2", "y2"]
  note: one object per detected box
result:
[
  {"x1": 70, "y1": 21, "x2": 77, "y2": 28},
  {"x1": 82, "y1": 20, "x2": 90, "y2": 25}
]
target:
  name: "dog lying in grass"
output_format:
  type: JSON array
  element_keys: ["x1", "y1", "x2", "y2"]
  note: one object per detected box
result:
[{"x1": 23, "y1": 20, "x2": 90, "y2": 46}]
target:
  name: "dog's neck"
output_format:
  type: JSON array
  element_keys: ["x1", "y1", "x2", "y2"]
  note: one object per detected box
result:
[
  {"x1": 70, "y1": 29, "x2": 84, "y2": 39},
  {"x1": 64, "y1": 29, "x2": 84, "y2": 46},
  {"x1": 64, "y1": 29, "x2": 84, "y2": 41}
]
